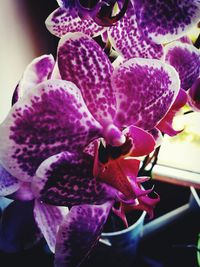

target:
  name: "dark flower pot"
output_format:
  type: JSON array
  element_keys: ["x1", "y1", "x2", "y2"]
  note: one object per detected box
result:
[{"x1": 83, "y1": 210, "x2": 146, "y2": 267}]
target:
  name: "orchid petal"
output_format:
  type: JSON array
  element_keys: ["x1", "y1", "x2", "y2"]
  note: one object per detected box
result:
[
  {"x1": 34, "y1": 200, "x2": 68, "y2": 253},
  {"x1": 0, "y1": 79, "x2": 101, "y2": 182},
  {"x1": 124, "y1": 125, "x2": 156, "y2": 157},
  {"x1": 32, "y1": 151, "x2": 116, "y2": 206},
  {"x1": 46, "y1": 8, "x2": 105, "y2": 38},
  {"x1": 188, "y1": 77, "x2": 200, "y2": 111},
  {"x1": 123, "y1": 193, "x2": 160, "y2": 219},
  {"x1": 97, "y1": 157, "x2": 140, "y2": 199},
  {"x1": 134, "y1": 0, "x2": 200, "y2": 44},
  {"x1": 157, "y1": 88, "x2": 188, "y2": 136},
  {"x1": 55, "y1": 202, "x2": 113, "y2": 267},
  {"x1": 58, "y1": 32, "x2": 116, "y2": 124},
  {"x1": 148, "y1": 128, "x2": 163, "y2": 147},
  {"x1": 0, "y1": 164, "x2": 21, "y2": 197},
  {"x1": 12, "y1": 55, "x2": 55, "y2": 105},
  {"x1": 164, "y1": 41, "x2": 200, "y2": 90},
  {"x1": 0, "y1": 201, "x2": 41, "y2": 252},
  {"x1": 108, "y1": 2, "x2": 163, "y2": 59},
  {"x1": 112, "y1": 58, "x2": 180, "y2": 130}
]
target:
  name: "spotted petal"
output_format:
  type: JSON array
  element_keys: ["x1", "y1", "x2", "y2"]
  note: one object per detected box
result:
[
  {"x1": 58, "y1": 32, "x2": 116, "y2": 124},
  {"x1": 12, "y1": 55, "x2": 55, "y2": 105},
  {"x1": 0, "y1": 80, "x2": 101, "y2": 182},
  {"x1": 32, "y1": 151, "x2": 116, "y2": 206},
  {"x1": 164, "y1": 41, "x2": 200, "y2": 90},
  {"x1": 0, "y1": 164, "x2": 21, "y2": 196},
  {"x1": 112, "y1": 58, "x2": 180, "y2": 130},
  {"x1": 34, "y1": 200, "x2": 68, "y2": 253},
  {"x1": 108, "y1": 2, "x2": 163, "y2": 59},
  {"x1": 46, "y1": 8, "x2": 105, "y2": 38},
  {"x1": 55, "y1": 202, "x2": 113, "y2": 267},
  {"x1": 134, "y1": 0, "x2": 200, "y2": 44}
]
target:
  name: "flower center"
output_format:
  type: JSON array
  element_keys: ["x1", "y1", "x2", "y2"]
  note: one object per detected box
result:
[{"x1": 102, "y1": 123, "x2": 126, "y2": 147}]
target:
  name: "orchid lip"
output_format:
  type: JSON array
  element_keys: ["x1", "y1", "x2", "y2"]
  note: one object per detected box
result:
[{"x1": 103, "y1": 123, "x2": 126, "y2": 147}]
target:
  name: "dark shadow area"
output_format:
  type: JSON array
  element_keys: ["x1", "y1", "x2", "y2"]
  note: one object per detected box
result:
[{"x1": 0, "y1": 181, "x2": 199, "y2": 267}]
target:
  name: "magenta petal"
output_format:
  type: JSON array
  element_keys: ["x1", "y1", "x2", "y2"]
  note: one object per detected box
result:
[
  {"x1": 12, "y1": 55, "x2": 55, "y2": 105},
  {"x1": 188, "y1": 77, "x2": 200, "y2": 111},
  {"x1": 112, "y1": 58, "x2": 180, "y2": 130},
  {"x1": 157, "y1": 88, "x2": 188, "y2": 136},
  {"x1": 134, "y1": 0, "x2": 200, "y2": 44},
  {"x1": 0, "y1": 80, "x2": 101, "y2": 182},
  {"x1": 0, "y1": 164, "x2": 21, "y2": 196},
  {"x1": 46, "y1": 7, "x2": 105, "y2": 38},
  {"x1": 0, "y1": 201, "x2": 42, "y2": 252},
  {"x1": 58, "y1": 33, "x2": 116, "y2": 124},
  {"x1": 34, "y1": 200, "x2": 68, "y2": 253},
  {"x1": 108, "y1": 2, "x2": 163, "y2": 59},
  {"x1": 124, "y1": 126, "x2": 155, "y2": 157},
  {"x1": 32, "y1": 151, "x2": 116, "y2": 206},
  {"x1": 164, "y1": 41, "x2": 200, "y2": 90},
  {"x1": 55, "y1": 202, "x2": 113, "y2": 267}
]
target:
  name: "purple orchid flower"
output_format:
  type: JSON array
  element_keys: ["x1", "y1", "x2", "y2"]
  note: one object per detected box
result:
[
  {"x1": 164, "y1": 41, "x2": 200, "y2": 91},
  {"x1": 0, "y1": 33, "x2": 181, "y2": 266},
  {"x1": 0, "y1": 55, "x2": 69, "y2": 254},
  {"x1": 46, "y1": 0, "x2": 200, "y2": 60},
  {"x1": 56, "y1": 0, "x2": 129, "y2": 26}
]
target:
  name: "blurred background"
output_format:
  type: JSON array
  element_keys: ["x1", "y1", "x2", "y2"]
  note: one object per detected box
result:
[{"x1": 0, "y1": 0, "x2": 57, "y2": 123}]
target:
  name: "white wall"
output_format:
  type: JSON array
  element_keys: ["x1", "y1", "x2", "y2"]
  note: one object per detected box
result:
[{"x1": 0, "y1": 0, "x2": 36, "y2": 122}]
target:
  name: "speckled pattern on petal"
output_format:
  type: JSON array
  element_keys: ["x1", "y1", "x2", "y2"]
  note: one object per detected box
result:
[
  {"x1": 0, "y1": 164, "x2": 21, "y2": 196},
  {"x1": 55, "y1": 202, "x2": 113, "y2": 267},
  {"x1": 164, "y1": 41, "x2": 200, "y2": 90},
  {"x1": 134, "y1": 0, "x2": 200, "y2": 44},
  {"x1": 112, "y1": 58, "x2": 180, "y2": 130},
  {"x1": 12, "y1": 55, "x2": 55, "y2": 105},
  {"x1": 32, "y1": 151, "x2": 115, "y2": 206},
  {"x1": 46, "y1": 7, "x2": 105, "y2": 38},
  {"x1": 58, "y1": 33, "x2": 116, "y2": 124},
  {"x1": 108, "y1": 2, "x2": 163, "y2": 59},
  {"x1": 34, "y1": 200, "x2": 68, "y2": 253},
  {"x1": 0, "y1": 80, "x2": 101, "y2": 182}
]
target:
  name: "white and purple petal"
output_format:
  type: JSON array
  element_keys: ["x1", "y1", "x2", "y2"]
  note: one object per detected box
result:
[
  {"x1": 164, "y1": 42, "x2": 200, "y2": 90},
  {"x1": 112, "y1": 58, "x2": 180, "y2": 130},
  {"x1": 108, "y1": 2, "x2": 163, "y2": 59},
  {"x1": 134, "y1": 0, "x2": 200, "y2": 44},
  {"x1": 34, "y1": 200, "x2": 68, "y2": 253},
  {"x1": 32, "y1": 151, "x2": 116, "y2": 206},
  {"x1": 0, "y1": 80, "x2": 101, "y2": 182},
  {"x1": 0, "y1": 164, "x2": 21, "y2": 196},
  {"x1": 58, "y1": 32, "x2": 116, "y2": 124},
  {"x1": 12, "y1": 55, "x2": 55, "y2": 105},
  {"x1": 46, "y1": 7, "x2": 105, "y2": 38},
  {"x1": 55, "y1": 202, "x2": 113, "y2": 267}
]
